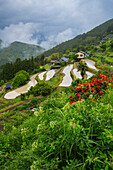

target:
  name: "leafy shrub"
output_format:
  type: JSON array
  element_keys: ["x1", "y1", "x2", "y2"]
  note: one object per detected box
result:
[
  {"x1": 30, "y1": 82, "x2": 54, "y2": 96},
  {"x1": 51, "y1": 65, "x2": 61, "y2": 69},
  {"x1": 13, "y1": 70, "x2": 29, "y2": 88},
  {"x1": 69, "y1": 73, "x2": 113, "y2": 104},
  {"x1": 20, "y1": 93, "x2": 26, "y2": 100},
  {"x1": 72, "y1": 78, "x2": 84, "y2": 86},
  {"x1": 31, "y1": 68, "x2": 46, "y2": 74}
]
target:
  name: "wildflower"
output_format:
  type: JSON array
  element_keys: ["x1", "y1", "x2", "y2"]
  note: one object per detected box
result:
[
  {"x1": 76, "y1": 93, "x2": 79, "y2": 97},
  {"x1": 91, "y1": 87, "x2": 94, "y2": 91},
  {"x1": 96, "y1": 85, "x2": 101, "y2": 89},
  {"x1": 89, "y1": 82, "x2": 93, "y2": 86},
  {"x1": 94, "y1": 90, "x2": 97, "y2": 93},
  {"x1": 94, "y1": 81, "x2": 97, "y2": 84},
  {"x1": 104, "y1": 75, "x2": 107, "y2": 78},
  {"x1": 84, "y1": 83, "x2": 87, "y2": 86},
  {"x1": 99, "y1": 91, "x2": 103, "y2": 95},
  {"x1": 69, "y1": 102, "x2": 73, "y2": 105},
  {"x1": 85, "y1": 92, "x2": 88, "y2": 95},
  {"x1": 98, "y1": 79, "x2": 101, "y2": 83},
  {"x1": 81, "y1": 89, "x2": 84, "y2": 92},
  {"x1": 76, "y1": 87, "x2": 81, "y2": 90}
]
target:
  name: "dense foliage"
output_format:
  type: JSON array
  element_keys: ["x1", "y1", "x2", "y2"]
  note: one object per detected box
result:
[
  {"x1": 0, "y1": 80, "x2": 113, "y2": 169},
  {"x1": 28, "y1": 82, "x2": 54, "y2": 96},
  {"x1": 1, "y1": 18, "x2": 113, "y2": 170},
  {"x1": 0, "y1": 55, "x2": 46, "y2": 81},
  {"x1": 69, "y1": 73, "x2": 113, "y2": 104},
  {"x1": 12, "y1": 70, "x2": 30, "y2": 88}
]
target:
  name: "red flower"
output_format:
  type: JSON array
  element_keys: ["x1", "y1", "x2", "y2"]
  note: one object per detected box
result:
[
  {"x1": 89, "y1": 82, "x2": 93, "y2": 86},
  {"x1": 99, "y1": 91, "x2": 103, "y2": 95},
  {"x1": 69, "y1": 102, "x2": 73, "y2": 105},
  {"x1": 111, "y1": 85, "x2": 113, "y2": 88},
  {"x1": 94, "y1": 81, "x2": 97, "y2": 84},
  {"x1": 85, "y1": 92, "x2": 88, "y2": 95},
  {"x1": 94, "y1": 90, "x2": 97, "y2": 93},
  {"x1": 76, "y1": 93, "x2": 79, "y2": 97},
  {"x1": 76, "y1": 87, "x2": 81, "y2": 90},
  {"x1": 96, "y1": 85, "x2": 101, "y2": 89},
  {"x1": 98, "y1": 79, "x2": 101, "y2": 83},
  {"x1": 104, "y1": 75, "x2": 107, "y2": 78},
  {"x1": 91, "y1": 87, "x2": 94, "y2": 91},
  {"x1": 79, "y1": 98, "x2": 81, "y2": 101},
  {"x1": 84, "y1": 83, "x2": 87, "y2": 86},
  {"x1": 81, "y1": 89, "x2": 84, "y2": 92}
]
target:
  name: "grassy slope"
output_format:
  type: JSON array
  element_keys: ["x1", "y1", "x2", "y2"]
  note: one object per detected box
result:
[
  {"x1": 1, "y1": 34, "x2": 113, "y2": 169},
  {"x1": 0, "y1": 74, "x2": 113, "y2": 169}
]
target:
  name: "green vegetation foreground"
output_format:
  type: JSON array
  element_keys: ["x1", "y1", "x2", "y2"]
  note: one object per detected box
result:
[{"x1": 0, "y1": 72, "x2": 113, "y2": 169}]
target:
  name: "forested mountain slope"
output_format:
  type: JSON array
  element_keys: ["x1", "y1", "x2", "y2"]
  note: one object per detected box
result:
[
  {"x1": 0, "y1": 41, "x2": 45, "y2": 66},
  {"x1": 42, "y1": 18, "x2": 113, "y2": 56}
]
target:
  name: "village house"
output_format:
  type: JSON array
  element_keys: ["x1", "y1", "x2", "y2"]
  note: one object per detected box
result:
[
  {"x1": 5, "y1": 83, "x2": 12, "y2": 90},
  {"x1": 59, "y1": 57, "x2": 69, "y2": 62},
  {"x1": 76, "y1": 51, "x2": 89, "y2": 61},
  {"x1": 51, "y1": 60, "x2": 57, "y2": 65},
  {"x1": 51, "y1": 57, "x2": 69, "y2": 65}
]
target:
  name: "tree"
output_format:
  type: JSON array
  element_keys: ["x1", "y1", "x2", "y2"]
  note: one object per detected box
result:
[
  {"x1": 13, "y1": 70, "x2": 30, "y2": 88},
  {"x1": 77, "y1": 60, "x2": 88, "y2": 80},
  {"x1": 100, "y1": 44, "x2": 106, "y2": 52}
]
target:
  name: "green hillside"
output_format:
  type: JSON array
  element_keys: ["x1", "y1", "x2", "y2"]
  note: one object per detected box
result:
[
  {"x1": 42, "y1": 18, "x2": 113, "y2": 56},
  {"x1": 0, "y1": 71, "x2": 113, "y2": 169},
  {"x1": 0, "y1": 18, "x2": 113, "y2": 169},
  {"x1": 0, "y1": 41, "x2": 45, "y2": 66}
]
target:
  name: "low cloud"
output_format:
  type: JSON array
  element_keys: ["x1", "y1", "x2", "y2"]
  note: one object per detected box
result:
[
  {"x1": 0, "y1": 22, "x2": 40, "y2": 45},
  {"x1": 0, "y1": 23, "x2": 73, "y2": 50},
  {"x1": 40, "y1": 28, "x2": 73, "y2": 49},
  {"x1": 0, "y1": 0, "x2": 113, "y2": 49}
]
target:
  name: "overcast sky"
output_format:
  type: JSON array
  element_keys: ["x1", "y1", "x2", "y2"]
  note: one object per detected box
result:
[{"x1": 0, "y1": 0, "x2": 113, "y2": 49}]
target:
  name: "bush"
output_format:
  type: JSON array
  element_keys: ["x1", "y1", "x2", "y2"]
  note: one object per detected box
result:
[
  {"x1": 13, "y1": 70, "x2": 29, "y2": 88},
  {"x1": 30, "y1": 82, "x2": 54, "y2": 96},
  {"x1": 0, "y1": 80, "x2": 4, "y2": 86},
  {"x1": 31, "y1": 68, "x2": 46, "y2": 74},
  {"x1": 20, "y1": 93, "x2": 26, "y2": 100},
  {"x1": 72, "y1": 78, "x2": 84, "y2": 86}
]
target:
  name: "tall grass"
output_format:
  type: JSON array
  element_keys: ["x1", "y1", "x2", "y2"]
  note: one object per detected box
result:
[{"x1": 0, "y1": 88, "x2": 113, "y2": 169}]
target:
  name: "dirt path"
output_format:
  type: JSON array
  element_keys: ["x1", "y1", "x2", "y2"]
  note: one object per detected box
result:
[{"x1": 4, "y1": 73, "x2": 38, "y2": 99}]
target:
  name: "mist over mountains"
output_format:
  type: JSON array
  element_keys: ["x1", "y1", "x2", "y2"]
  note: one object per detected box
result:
[
  {"x1": 0, "y1": 41, "x2": 45, "y2": 66},
  {"x1": 0, "y1": 18, "x2": 113, "y2": 67}
]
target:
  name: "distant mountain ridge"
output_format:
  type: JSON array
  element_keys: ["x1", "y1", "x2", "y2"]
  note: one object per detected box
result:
[
  {"x1": 0, "y1": 41, "x2": 45, "y2": 66},
  {"x1": 42, "y1": 18, "x2": 113, "y2": 56}
]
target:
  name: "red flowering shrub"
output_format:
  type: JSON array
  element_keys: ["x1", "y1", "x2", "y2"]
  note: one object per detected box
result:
[{"x1": 68, "y1": 74, "x2": 113, "y2": 104}]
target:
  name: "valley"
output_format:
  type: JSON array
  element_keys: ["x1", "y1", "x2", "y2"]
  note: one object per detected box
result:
[
  {"x1": 0, "y1": 18, "x2": 113, "y2": 170},
  {"x1": 4, "y1": 59, "x2": 97, "y2": 99}
]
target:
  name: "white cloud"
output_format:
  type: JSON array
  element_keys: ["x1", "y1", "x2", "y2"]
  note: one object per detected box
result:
[
  {"x1": 0, "y1": 0, "x2": 113, "y2": 49},
  {"x1": 0, "y1": 23, "x2": 73, "y2": 50},
  {"x1": 40, "y1": 28, "x2": 73, "y2": 49},
  {"x1": 0, "y1": 22, "x2": 40, "y2": 45}
]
